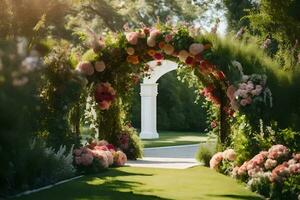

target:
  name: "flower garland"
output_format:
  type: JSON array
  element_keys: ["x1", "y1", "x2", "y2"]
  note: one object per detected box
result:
[{"x1": 75, "y1": 24, "x2": 272, "y2": 117}]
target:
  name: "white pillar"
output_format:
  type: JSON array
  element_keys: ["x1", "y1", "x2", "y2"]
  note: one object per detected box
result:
[{"x1": 140, "y1": 83, "x2": 159, "y2": 139}]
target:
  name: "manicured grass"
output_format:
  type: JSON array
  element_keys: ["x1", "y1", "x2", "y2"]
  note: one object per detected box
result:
[
  {"x1": 15, "y1": 166, "x2": 262, "y2": 200},
  {"x1": 142, "y1": 131, "x2": 211, "y2": 148}
]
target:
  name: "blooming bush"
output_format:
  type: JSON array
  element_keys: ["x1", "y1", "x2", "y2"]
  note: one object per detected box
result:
[
  {"x1": 73, "y1": 140, "x2": 127, "y2": 174},
  {"x1": 227, "y1": 73, "x2": 272, "y2": 110},
  {"x1": 209, "y1": 148, "x2": 236, "y2": 174},
  {"x1": 116, "y1": 126, "x2": 143, "y2": 160},
  {"x1": 210, "y1": 144, "x2": 300, "y2": 199}
]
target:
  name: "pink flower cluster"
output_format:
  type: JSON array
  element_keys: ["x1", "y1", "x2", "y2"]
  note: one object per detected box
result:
[
  {"x1": 117, "y1": 132, "x2": 130, "y2": 150},
  {"x1": 76, "y1": 61, "x2": 106, "y2": 76},
  {"x1": 235, "y1": 151, "x2": 268, "y2": 177},
  {"x1": 231, "y1": 144, "x2": 300, "y2": 183},
  {"x1": 209, "y1": 149, "x2": 236, "y2": 170},
  {"x1": 271, "y1": 153, "x2": 300, "y2": 182},
  {"x1": 227, "y1": 78, "x2": 264, "y2": 109},
  {"x1": 268, "y1": 144, "x2": 289, "y2": 160},
  {"x1": 201, "y1": 85, "x2": 221, "y2": 105},
  {"x1": 73, "y1": 140, "x2": 127, "y2": 171},
  {"x1": 94, "y1": 82, "x2": 116, "y2": 110}
]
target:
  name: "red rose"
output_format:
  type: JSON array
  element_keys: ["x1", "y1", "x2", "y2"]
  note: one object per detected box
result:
[
  {"x1": 185, "y1": 56, "x2": 194, "y2": 65},
  {"x1": 154, "y1": 52, "x2": 164, "y2": 60}
]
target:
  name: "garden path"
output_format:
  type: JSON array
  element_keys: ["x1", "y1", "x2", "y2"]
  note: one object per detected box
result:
[{"x1": 127, "y1": 144, "x2": 200, "y2": 169}]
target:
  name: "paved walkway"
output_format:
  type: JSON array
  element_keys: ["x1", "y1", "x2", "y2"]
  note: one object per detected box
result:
[{"x1": 127, "y1": 144, "x2": 201, "y2": 169}]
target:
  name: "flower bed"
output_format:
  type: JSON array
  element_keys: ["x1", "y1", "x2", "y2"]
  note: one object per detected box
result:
[
  {"x1": 210, "y1": 145, "x2": 300, "y2": 199},
  {"x1": 73, "y1": 140, "x2": 127, "y2": 174}
]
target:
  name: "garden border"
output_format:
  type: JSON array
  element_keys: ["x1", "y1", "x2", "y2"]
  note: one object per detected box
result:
[{"x1": 10, "y1": 175, "x2": 83, "y2": 199}]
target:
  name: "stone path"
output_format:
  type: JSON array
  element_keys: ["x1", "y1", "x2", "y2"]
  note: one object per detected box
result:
[{"x1": 127, "y1": 144, "x2": 201, "y2": 169}]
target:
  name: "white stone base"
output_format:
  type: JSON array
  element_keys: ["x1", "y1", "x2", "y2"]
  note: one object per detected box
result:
[{"x1": 140, "y1": 131, "x2": 159, "y2": 139}]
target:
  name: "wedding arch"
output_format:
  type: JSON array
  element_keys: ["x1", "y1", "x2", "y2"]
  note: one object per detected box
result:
[{"x1": 75, "y1": 24, "x2": 273, "y2": 153}]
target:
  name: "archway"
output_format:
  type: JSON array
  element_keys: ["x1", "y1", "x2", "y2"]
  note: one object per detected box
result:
[
  {"x1": 74, "y1": 24, "x2": 274, "y2": 159},
  {"x1": 140, "y1": 60, "x2": 178, "y2": 139}
]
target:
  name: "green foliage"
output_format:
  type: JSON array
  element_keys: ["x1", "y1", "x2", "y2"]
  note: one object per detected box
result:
[
  {"x1": 116, "y1": 126, "x2": 143, "y2": 160},
  {"x1": 196, "y1": 142, "x2": 215, "y2": 166},
  {"x1": 224, "y1": 0, "x2": 300, "y2": 70},
  {"x1": 248, "y1": 175, "x2": 272, "y2": 198},
  {"x1": 0, "y1": 40, "x2": 42, "y2": 195},
  {"x1": 232, "y1": 115, "x2": 300, "y2": 165},
  {"x1": 0, "y1": 0, "x2": 71, "y2": 39},
  {"x1": 268, "y1": 174, "x2": 300, "y2": 200},
  {"x1": 255, "y1": 124, "x2": 300, "y2": 153},
  {"x1": 3, "y1": 140, "x2": 75, "y2": 196},
  {"x1": 223, "y1": 0, "x2": 257, "y2": 31},
  {"x1": 39, "y1": 42, "x2": 86, "y2": 149},
  {"x1": 67, "y1": 0, "x2": 208, "y2": 34},
  {"x1": 278, "y1": 174, "x2": 300, "y2": 200},
  {"x1": 231, "y1": 115, "x2": 262, "y2": 164}
]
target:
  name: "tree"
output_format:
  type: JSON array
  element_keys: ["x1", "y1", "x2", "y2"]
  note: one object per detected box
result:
[
  {"x1": 0, "y1": 0, "x2": 71, "y2": 40},
  {"x1": 222, "y1": 0, "x2": 257, "y2": 32}
]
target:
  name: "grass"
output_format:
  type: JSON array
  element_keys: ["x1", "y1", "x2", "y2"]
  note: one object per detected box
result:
[
  {"x1": 142, "y1": 131, "x2": 211, "y2": 148},
  {"x1": 15, "y1": 166, "x2": 263, "y2": 200}
]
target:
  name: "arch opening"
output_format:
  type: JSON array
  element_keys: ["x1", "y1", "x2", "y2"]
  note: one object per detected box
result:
[{"x1": 140, "y1": 60, "x2": 178, "y2": 139}]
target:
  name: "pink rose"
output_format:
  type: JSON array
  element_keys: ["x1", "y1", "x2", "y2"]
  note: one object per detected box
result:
[
  {"x1": 149, "y1": 29, "x2": 160, "y2": 38},
  {"x1": 147, "y1": 37, "x2": 156, "y2": 47},
  {"x1": 95, "y1": 61, "x2": 106, "y2": 72},
  {"x1": 164, "y1": 34, "x2": 173, "y2": 43},
  {"x1": 265, "y1": 159, "x2": 277, "y2": 169},
  {"x1": 293, "y1": 153, "x2": 300, "y2": 162},
  {"x1": 76, "y1": 61, "x2": 94, "y2": 76},
  {"x1": 209, "y1": 152, "x2": 223, "y2": 169},
  {"x1": 81, "y1": 153, "x2": 94, "y2": 166},
  {"x1": 271, "y1": 162, "x2": 289, "y2": 182},
  {"x1": 93, "y1": 150, "x2": 109, "y2": 169},
  {"x1": 223, "y1": 149, "x2": 236, "y2": 161},
  {"x1": 289, "y1": 163, "x2": 300, "y2": 174},
  {"x1": 126, "y1": 32, "x2": 139, "y2": 45},
  {"x1": 105, "y1": 151, "x2": 114, "y2": 166},
  {"x1": 114, "y1": 151, "x2": 127, "y2": 166},
  {"x1": 238, "y1": 161, "x2": 248, "y2": 176},
  {"x1": 178, "y1": 50, "x2": 189, "y2": 62},
  {"x1": 189, "y1": 43, "x2": 204, "y2": 56}
]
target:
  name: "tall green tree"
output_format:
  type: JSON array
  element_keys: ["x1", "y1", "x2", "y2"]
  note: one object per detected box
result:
[
  {"x1": 67, "y1": 0, "x2": 209, "y2": 34},
  {"x1": 222, "y1": 0, "x2": 257, "y2": 31}
]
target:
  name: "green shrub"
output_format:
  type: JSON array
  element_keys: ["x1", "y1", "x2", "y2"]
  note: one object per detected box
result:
[
  {"x1": 2, "y1": 140, "x2": 75, "y2": 196},
  {"x1": 116, "y1": 126, "x2": 143, "y2": 160},
  {"x1": 196, "y1": 142, "x2": 216, "y2": 166}
]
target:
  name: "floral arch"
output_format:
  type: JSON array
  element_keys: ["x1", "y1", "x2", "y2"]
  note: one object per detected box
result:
[{"x1": 75, "y1": 24, "x2": 273, "y2": 159}]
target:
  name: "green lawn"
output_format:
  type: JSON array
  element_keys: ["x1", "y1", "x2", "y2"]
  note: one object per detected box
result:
[
  {"x1": 15, "y1": 166, "x2": 262, "y2": 200},
  {"x1": 142, "y1": 131, "x2": 211, "y2": 148}
]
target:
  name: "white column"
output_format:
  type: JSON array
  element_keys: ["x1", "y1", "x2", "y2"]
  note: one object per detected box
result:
[{"x1": 140, "y1": 83, "x2": 159, "y2": 139}]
